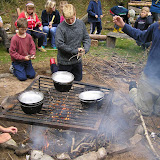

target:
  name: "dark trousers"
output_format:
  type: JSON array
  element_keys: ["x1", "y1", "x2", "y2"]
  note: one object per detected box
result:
[
  {"x1": 26, "y1": 27, "x2": 45, "y2": 47},
  {"x1": 58, "y1": 62, "x2": 82, "y2": 81},
  {"x1": 0, "y1": 27, "x2": 10, "y2": 49},
  {"x1": 90, "y1": 21, "x2": 102, "y2": 34},
  {"x1": 12, "y1": 60, "x2": 35, "y2": 81}
]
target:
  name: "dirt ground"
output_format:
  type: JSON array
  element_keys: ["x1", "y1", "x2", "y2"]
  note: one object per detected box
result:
[{"x1": 0, "y1": 57, "x2": 159, "y2": 160}]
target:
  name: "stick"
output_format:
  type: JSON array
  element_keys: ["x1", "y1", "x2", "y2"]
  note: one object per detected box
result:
[
  {"x1": 51, "y1": 15, "x2": 55, "y2": 24},
  {"x1": 138, "y1": 110, "x2": 160, "y2": 158},
  {"x1": 8, "y1": 153, "x2": 14, "y2": 160},
  {"x1": 27, "y1": 29, "x2": 47, "y2": 35}
]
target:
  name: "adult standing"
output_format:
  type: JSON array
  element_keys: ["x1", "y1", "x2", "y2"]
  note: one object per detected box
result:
[
  {"x1": 55, "y1": 4, "x2": 91, "y2": 81},
  {"x1": 87, "y1": 0, "x2": 103, "y2": 34},
  {"x1": 150, "y1": 0, "x2": 160, "y2": 21},
  {"x1": 41, "y1": 0, "x2": 60, "y2": 49},
  {"x1": 0, "y1": 16, "x2": 10, "y2": 52}
]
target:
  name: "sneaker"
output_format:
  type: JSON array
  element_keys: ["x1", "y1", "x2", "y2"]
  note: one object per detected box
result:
[
  {"x1": 129, "y1": 81, "x2": 137, "y2": 91},
  {"x1": 9, "y1": 65, "x2": 14, "y2": 74},
  {"x1": 53, "y1": 47, "x2": 57, "y2": 50},
  {"x1": 38, "y1": 46, "x2": 47, "y2": 52}
]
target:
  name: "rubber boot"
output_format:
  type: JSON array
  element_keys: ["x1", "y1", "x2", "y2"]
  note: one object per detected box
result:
[{"x1": 50, "y1": 58, "x2": 58, "y2": 73}]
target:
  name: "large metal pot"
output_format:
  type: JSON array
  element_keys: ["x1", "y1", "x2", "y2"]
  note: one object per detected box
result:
[
  {"x1": 79, "y1": 90, "x2": 104, "y2": 110},
  {"x1": 18, "y1": 90, "x2": 44, "y2": 114},
  {"x1": 52, "y1": 71, "x2": 74, "y2": 92}
]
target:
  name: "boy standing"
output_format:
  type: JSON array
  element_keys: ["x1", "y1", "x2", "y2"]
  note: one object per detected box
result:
[
  {"x1": 134, "y1": 7, "x2": 153, "y2": 49},
  {"x1": 10, "y1": 18, "x2": 36, "y2": 81},
  {"x1": 0, "y1": 16, "x2": 10, "y2": 52},
  {"x1": 87, "y1": 0, "x2": 103, "y2": 34},
  {"x1": 55, "y1": 4, "x2": 91, "y2": 81}
]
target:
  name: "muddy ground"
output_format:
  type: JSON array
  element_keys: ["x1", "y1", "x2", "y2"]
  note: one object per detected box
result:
[{"x1": 0, "y1": 56, "x2": 160, "y2": 160}]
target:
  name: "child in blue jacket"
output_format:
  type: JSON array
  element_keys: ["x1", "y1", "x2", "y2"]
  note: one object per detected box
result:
[{"x1": 87, "y1": 0, "x2": 103, "y2": 34}]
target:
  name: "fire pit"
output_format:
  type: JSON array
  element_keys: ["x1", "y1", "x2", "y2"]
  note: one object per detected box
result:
[{"x1": 0, "y1": 75, "x2": 114, "y2": 133}]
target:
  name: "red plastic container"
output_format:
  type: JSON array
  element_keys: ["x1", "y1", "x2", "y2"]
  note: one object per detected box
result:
[{"x1": 50, "y1": 58, "x2": 56, "y2": 65}]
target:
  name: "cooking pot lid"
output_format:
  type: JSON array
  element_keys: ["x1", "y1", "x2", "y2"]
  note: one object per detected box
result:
[
  {"x1": 18, "y1": 90, "x2": 44, "y2": 104},
  {"x1": 79, "y1": 91, "x2": 104, "y2": 101},
  {"x1": 52, "y1": 71, "x2": 74, "y2": 83}
]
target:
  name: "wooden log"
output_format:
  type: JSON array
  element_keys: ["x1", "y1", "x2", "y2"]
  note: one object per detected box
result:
[
  {"x1": 89, "y1": 34, "x2": 107, "y2": 40},
  {"x1": 128, "y1": 2, "x2": 152, "y2": 7},
  {"x1": 91, "y1": 40, "x2": 98, "y2": 47},
  {"x1": 106, "y1": 36, "x2": 116, "y2": 48}
]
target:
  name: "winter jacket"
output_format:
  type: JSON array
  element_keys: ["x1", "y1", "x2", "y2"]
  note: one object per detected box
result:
[
  {"x1": 123, "y1": 22, "x2": 160, "y2": 80},
  {"x1": 150, "y1": 0, "x2": 160, "y2": 13},
  {"x1": 41, "y1": 9, "x2": 60, "y2": 27},
  {"x1": 87, "y1": 0, "x2": 103, "y2": 22},
  {"x1": 15, "y1": 12, "x2": 42, "y2": 29},
  {"x1": 134, "y1": 16, "x2": 153, "y2": 30}
]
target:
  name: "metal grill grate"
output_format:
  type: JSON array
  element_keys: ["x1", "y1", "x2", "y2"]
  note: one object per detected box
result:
[{"x1": 0, "y1": 75, "x2": 114, "y2": 133}]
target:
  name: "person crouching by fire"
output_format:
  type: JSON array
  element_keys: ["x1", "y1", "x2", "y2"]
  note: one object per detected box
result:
[
  {"x1": 113, "y1": 15, "x2": 160, "y2": 116},
  {"x1": 55, "y1": 4, "x2": 91, "y2": 81}
]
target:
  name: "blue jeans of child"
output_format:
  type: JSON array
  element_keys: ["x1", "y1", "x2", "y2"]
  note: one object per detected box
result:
[
  {"x1": 43, "y1": 26, "x2": 57, "y2": 48},
  {"x1": 12, "y1": 60, "x2": 35, "y2": 81},
  {"x1": 26, "y1": 27, "x2": 45, "y2": 47},
  {"x1": 58, "y1": 62, "x2": 82, "y2": 81}
]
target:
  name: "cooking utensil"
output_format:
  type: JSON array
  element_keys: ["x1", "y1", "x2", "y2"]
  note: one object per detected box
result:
[
  {"x1": 52, "y1": 71, "x2": 74, "y2": 92},
  {"x1": 18, "y1": 90, "x2": 44, "y2": 114},
  {"x1": 79, "y1": 90, "x2": 105, "y2": 110}
]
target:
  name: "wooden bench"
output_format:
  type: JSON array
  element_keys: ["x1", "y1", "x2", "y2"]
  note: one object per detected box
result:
[
  {"x1": 89, "y1": 32, "x2": 133, "y2": 48},
  {"x1": 106, "y1": 32, "x2": 133, "y2": 48}
]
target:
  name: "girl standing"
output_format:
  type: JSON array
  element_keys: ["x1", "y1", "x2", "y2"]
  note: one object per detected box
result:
[
  {"x1": 15, "y1": 1, "x2": 46, "y2": 52},
  {"x1": 41, "y1": 0, "x2": 60, "y2": 49}
]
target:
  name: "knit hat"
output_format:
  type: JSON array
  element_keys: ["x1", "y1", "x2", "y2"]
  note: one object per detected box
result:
[{"x1": 128, "y1": 9, "x2": 135, "y2": 18}]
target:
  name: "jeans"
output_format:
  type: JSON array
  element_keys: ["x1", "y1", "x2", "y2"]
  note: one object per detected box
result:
[
  {"x1": 58, "y1": 62, "x2": 82, "y2": 81},
  {"x1": 43, "y1": 26, "x2": 57, "y2": 48},
  {"x1": 90, "y1": 21, "x2": 102, "y2": 34},
  {"x1": 26, "y1": 27, "x2": 45, "y2": 47},
  {"x1": 12, "y1": 60, "x2": 35, "y2": 81},
  {"x1": 151, "y1": 12, "x2": 160, "y2": 22}
]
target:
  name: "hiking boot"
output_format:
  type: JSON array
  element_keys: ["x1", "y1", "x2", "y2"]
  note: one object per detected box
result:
[
  {"x1": 129, "y1": 81, "x2": 137, "y2": 91},
  {"x1": 38, "y1": 46, "x2": 47, "y2": 52}
]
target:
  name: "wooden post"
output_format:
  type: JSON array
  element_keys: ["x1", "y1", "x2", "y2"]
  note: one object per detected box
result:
[{"x1": 106, "y1": 36, "x2": 116, "y2": 48}]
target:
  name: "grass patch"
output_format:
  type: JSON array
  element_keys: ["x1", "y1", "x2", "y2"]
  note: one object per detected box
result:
[{"x1": 89, "y1": 38, "x2": 146, "y2": 62}]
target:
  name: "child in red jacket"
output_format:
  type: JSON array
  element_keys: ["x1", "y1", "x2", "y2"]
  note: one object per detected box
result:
[{"x1": 15, "y1": 1, "x2": 46, "y2": 52}]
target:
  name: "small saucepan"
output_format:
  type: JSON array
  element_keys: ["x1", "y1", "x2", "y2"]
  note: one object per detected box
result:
[
  {"x1": 79, "y1": 90, "x2": 105, "y2": 110},
  {"x1": 18, "y1": 90, "x2": 44, "y2": 114},
  {"x1": 52, "y1": 71, "x2": 74, "y2": 92}
]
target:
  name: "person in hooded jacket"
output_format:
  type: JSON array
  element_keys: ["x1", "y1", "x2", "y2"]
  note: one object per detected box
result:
[{"x1": 87, "y1": 0, "x2": 103, "y2": 34}]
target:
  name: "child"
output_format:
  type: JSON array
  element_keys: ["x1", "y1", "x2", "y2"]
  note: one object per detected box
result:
[
  {"x1": 110, "y1": 5, "x2": 135, "y2": 33},
  {"x1": 55, "y1": 4, "x2": 91, "y2": 81},
  {"x1": 41, "y1": 0, "x2": 60, "y2": 49},
  {"x1": 134, "y1": 7, "x2": 153, "y2": 49},
  {"x1": 0, "y1": 125, "x2": 17, "y2": 144},
  {"x1": 87, "y1": 0, "x2": 103, "y2": 34},
  {"x1": 15, "y1": 1, "x2": 46, "y2": 52},
  {"x1": 10, "y1": 18, "x2": 36, "y2": 81}
]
